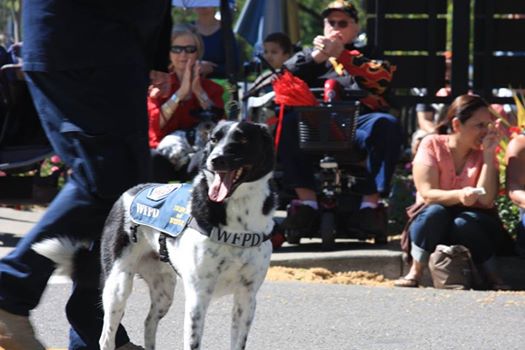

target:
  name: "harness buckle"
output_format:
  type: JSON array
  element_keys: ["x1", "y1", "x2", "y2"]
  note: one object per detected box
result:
[{"x1": 129, "y1": 224, "x2": 138, "y2": 243}]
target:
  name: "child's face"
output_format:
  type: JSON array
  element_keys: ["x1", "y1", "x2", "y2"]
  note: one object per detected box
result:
[{"x1": 263, "y1": 42, "x2": 290, "y2": 70}]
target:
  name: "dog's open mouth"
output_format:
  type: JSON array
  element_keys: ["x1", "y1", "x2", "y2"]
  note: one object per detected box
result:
[{"x1": 208, "y1": 167, "x2": 246, "y2": 202}]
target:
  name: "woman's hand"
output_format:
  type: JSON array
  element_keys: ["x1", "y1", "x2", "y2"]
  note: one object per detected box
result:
[
  {"x1": 191, "y1": 61, "x2": 204, "y2": 96},
  {"x1": 176, "y1": 58, "x2": 194, "y2": 101},
  {"x1": 199, "y1": 60, "x2": 217, "y2": 77},
  {"x1": 149, "y1": 70, "x2": 171, "y2": 99},
  {"x1": 459, "y1": 186, "x2": 481, "y2": 206}
]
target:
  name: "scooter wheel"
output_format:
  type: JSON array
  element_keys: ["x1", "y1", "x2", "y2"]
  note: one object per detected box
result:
[
  {"x1": 373, "y1": 234, "x2": 388, "y2": 245},
  {"x1": 286, "y1": 229, "x2": 301, "y2": 245},
  {"x1": 320, "y1": 212, "x2": 336, "y2": 251}
]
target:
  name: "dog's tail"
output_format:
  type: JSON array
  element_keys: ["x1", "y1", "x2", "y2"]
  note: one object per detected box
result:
[{"x1": 32, "y1": 237, "x2": 91, "y2": 277}]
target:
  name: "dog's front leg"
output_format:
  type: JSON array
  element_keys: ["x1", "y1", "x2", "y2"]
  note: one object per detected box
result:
[
  {"x1": 141, "y1": 264, "x2": 177, "y2": 350},
  {"x1": 231, "y1": 290, "x2": 257, "y2": 350},
  {"x1": 183, "y1": 287, "x2": 213, "y2": 350},
  {"x1": 99, "y1": 269, "x2": 135, "y2": 350}
]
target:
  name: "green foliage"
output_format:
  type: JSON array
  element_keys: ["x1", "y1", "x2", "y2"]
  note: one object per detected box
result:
[
  {"x1": 496, "y1": 195, "x2": 520, "y2": 238},
  {"x1": 39, "y1": 155, "x2": 67, "y2": 189},
  {"x1": 296, "y1": 1, "x2": 325, "y2": 48},
  {"x1": 0, "y1": 0, "x2": 21, "y2": 44}
]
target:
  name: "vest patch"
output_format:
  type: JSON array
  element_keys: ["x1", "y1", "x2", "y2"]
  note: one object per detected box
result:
[{"x1": 130, "y1": 183, "x2": 193, "y2": 237}]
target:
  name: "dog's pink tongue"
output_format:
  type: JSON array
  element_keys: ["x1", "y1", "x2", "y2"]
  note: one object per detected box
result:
[{"x1": 208, "y1": 171, "x2": 234, "y2": 202}]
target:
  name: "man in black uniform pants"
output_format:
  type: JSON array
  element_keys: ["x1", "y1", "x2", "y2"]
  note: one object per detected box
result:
[{"x1": 0, "y1": 1, "x2": 172, "y2": 349}]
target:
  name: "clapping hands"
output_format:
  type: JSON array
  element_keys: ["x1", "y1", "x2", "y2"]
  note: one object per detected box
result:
[{"x1": 177, "y1": 58, "x2": 205, "y2": 100}]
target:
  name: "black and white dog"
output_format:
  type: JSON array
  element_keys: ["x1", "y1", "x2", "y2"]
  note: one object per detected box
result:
[{"x1": 97, "y1": 121, "x2": 276, "y2": 350}]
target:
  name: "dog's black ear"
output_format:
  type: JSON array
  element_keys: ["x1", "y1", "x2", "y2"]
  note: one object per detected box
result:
[
  {"x1": 199, "y1": 141, "x2": 213, "y2": 170},
  {"x1": 254, "y1": 122, "x2": 275, "y2": 158},
  {"x1": 187, "y1": 148, "x2": 204, "y2": 176},
  {"x1": 253, "y1": 122, "x2": 271, "y2": 136}
]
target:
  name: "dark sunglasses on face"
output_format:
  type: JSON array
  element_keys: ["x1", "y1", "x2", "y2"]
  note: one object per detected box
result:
[
  {"x1": 325, "y1": 19, "x2": 350, "y2": 28},
  {"x1": 170, "y1": 45, "x2": 198, "y2": 54}
]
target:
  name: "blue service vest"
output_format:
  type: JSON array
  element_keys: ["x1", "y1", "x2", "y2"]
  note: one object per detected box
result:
[{"x1": 129, "y1": 183, "x2": 272, "y2": 247}]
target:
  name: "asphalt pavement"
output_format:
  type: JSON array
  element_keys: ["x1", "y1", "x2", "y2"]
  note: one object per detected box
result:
[
  {"x1": 1, "y1": 206, "x2": 525, "y2": 349},
  {"x1": 30, "y1": 277, "x2": 525, "y2": 350}
]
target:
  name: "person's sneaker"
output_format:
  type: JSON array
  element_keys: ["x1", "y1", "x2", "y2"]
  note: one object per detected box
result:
[
  {"x1": 357, "y1": 204, "x2": 388, "y2": 237},
  {"x1": 280, "y1": 201, "x2": 320, "y2": 232},
  {"x1": 0, "y1": 308, "x2": 46, "y2": 350},
  {"x1": 117, "y1": 342, "x2": 145, "y2": 350}
]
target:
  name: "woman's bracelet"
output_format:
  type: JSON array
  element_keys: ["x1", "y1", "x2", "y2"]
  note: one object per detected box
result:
[
  {"x1": 198, "y1": 92, "x2": 212, "y2": 109},
  {"x1": 160, "y1": 93, "x2": 180, "y2": 120}
]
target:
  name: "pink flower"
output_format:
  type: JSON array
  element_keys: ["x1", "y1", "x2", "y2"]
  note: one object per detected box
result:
[
  {"x1": 51, "y1": 166, "x2": 60, "y2": 173},
  {"x1": 50, "y1": 155, "x2": 61, "y2": 164}
]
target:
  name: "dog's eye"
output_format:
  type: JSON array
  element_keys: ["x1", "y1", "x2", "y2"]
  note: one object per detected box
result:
[{"x1": 233, "y1": 130, "x2": 248, "y2": 144}]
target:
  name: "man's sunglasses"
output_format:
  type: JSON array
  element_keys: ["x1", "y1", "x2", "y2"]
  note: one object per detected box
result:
[
  {"x1": 170, "y1": 45, "x2": 198, "y2": 54},
  {"x1": 325, "y1": 19, "x2": 351, "y2": 29}
]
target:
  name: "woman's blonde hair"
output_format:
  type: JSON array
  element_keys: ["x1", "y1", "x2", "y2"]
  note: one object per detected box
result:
[{"x1": 171, "y1": 24, "x2": 205, "y2": 59}]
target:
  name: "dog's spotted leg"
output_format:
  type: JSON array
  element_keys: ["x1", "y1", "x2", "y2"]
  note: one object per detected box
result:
[
  {"x1": 99, "y1": 268, "x2": 135, "y2": 350},
  {"x1": 139, "y1": 262, "x2": 177, "y2": 350},
  {"x1": 183, "y1": 289, "x2": 213, "y2": 350},
  {"x1": 231, "y1": 289, "x2": 257, "y2": 350}
]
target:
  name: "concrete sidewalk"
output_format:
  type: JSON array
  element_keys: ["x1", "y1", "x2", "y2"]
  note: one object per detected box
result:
[{"x1": 1, "y1": 206, "x2": 525, "y2": 289}]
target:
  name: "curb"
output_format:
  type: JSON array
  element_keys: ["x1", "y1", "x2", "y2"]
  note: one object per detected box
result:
[{"x1": 270, "y1": 239, "x2": 525, "y2": 290}]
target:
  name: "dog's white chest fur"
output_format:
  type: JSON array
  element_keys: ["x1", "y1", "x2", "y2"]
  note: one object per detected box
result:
[{"x1": 170, "y1": 227, "x2": 272, "y2": 297}]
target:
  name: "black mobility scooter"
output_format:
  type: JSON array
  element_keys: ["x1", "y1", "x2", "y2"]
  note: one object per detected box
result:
[{"x1": 281, "y1": 93, "x2": 388, "y2": 250}]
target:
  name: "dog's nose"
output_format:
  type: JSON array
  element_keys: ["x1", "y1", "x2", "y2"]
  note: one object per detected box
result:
[{"x1": 211, "y1": 155, "x2": 228, "y2": 169}]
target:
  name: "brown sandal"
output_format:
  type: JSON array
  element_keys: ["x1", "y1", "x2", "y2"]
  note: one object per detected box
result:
[{"x1": 394, "y1": 277, "x2": 419, "y2": 288}]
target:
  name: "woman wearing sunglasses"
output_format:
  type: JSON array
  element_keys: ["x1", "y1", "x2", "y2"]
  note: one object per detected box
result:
[{"x1": 147, "y1": 24, "x2": 224, "y2": 182}]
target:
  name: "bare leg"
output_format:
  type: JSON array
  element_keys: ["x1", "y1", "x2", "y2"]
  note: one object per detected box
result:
[{"x1": 405, "y1": 259, "x2": 424, "y2": 281}]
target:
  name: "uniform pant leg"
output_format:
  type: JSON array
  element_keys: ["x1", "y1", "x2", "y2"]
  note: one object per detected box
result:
[{"x1": 0, "y1": 66, "x2": 150, "y2": 350}]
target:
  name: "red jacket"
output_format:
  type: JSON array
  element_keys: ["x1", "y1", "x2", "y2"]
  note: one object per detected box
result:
[{"x1": 147, "y1": 73, "x2": 224, "y2": 148}]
